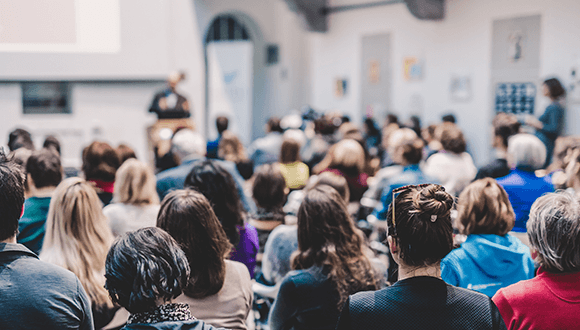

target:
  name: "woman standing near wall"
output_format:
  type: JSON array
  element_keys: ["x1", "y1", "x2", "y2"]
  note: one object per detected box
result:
[{"x1": 526, "y1": 78, "x2": 566, "y2": 167}]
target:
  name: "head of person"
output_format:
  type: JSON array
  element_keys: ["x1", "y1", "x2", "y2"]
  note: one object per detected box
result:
[
  {"x1": 266, "y1": 117, "x2": 283, "y2": 134},
  {"x1": 184, "y1": 160, "x2": 244, "y2": 246},
  {"x1": 252, "y1": 164, "x2": 287, "y2": 211},
  {"x1": 457, "y1": 178, "x2": 515, "y2": 236},
  {"x1": 327, "y1": 139, "x2": 366, "y2": 175},
  {"x1": 543, "y1": 78, "x2": 566, "y2": 101},
  {"x1": 0, "y1": 153, "x2": 26, "y2": 243},
  {"x1": 216, "y1": 116, "x2": 229, "y2": 135},
  {"x1": 280, "y1": 138, "x2": 301, "y2": 164},
  {"x1": 306, "y1": 172, "x2": 350, "y2": 203},
  {"x1": 157, "y1": 189, "x2": 232, "y2": 299},
  {"x1": 407, "y1": 115, "x2": 422, "y2": 137},
  {"x1": 314, "y1": 116, "x2": 335, "y2": 135},
  {"x1": 550, "y1": 136, "x2": 580, "y2": 172},
  {"x1": 387, "y1": 184, "x2": 454, "y2": 267},
  {"x1": 436, "y1": 123, "x2": 466, "y2": 154},
  {"x1": 527, "y1": 192, "x2": 580, "y2": 273},
  {"x1": 41, "y1": 177, "x2": 113, "y2": 310},
  {"x1": 26, "y1": 148, "x2": 62, "y2": 191},
  {"x1": 113, "y1": 159, "x2": 159, "y2": 205},
  {"x1": 363, "y1": 118, "x2": 380, "y2": 136},
  {"x1": 171, "y1": 129, "x2": 206, "y2": 162},
  {"x1": 8, "y1": 128, "x2": 34, "y2": 152},
  {"x1": 442, "y1": 114, "x2": 456, "y2": 124},
  {"x1": 492, "y1": 113, "x2": 521, "y2": 150},
  {"x1": 507, "y1": 133, "x2": 546, "y2": 171},
  {"x1": 388, "y1": 128, "x2": 423, "y2": 166},
  {"x1": 294, "y1": 185, "x2": 377, "y2": 308},
  {"x1": 116, "y1": 144, "x2": 136, "y2": 165},
  {"x1": 167, "y1": 71, "x2": 185, "y2": 90},
  {"x1": 43, "y1": 135, "x2": 61, "y2": 155},
  {"x1": 218, "y1": 131, "x2": 247, "y2": 163},
  {"x1": 105, "y1": 227, "x2": 190, "y2": 314},
  {"x1": 422, "y1": 124, "x2": 438, "y2": 143},
  {"x1": 386, "y1": 113, "x2": 399, "y2": 126},
  {"x1": 82, "y1": 141, "x2": 120, "y2": 182}
]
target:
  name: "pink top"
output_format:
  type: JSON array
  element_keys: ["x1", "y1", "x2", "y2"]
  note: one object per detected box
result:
[{"x1": 492, "y1": 267, "x2": 580, "y2": 330}]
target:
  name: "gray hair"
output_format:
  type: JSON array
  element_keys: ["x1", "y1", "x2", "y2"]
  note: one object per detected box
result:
[
  {"x1": 507, "y1": 133, "x2": 546, "y2": 170},
  {"x1": 171, "y1": 129, "x2": 206, "y2": 160},
  {"x1": 527, "y1": 191, "x2": 580, "y2": 273}
]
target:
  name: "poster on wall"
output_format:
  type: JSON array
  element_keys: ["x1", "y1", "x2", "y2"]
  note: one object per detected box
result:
[
  {"x1": 403, "y1": 57, "x2": 423, "y2": 81},
  {"x1": 207, "y1": 41, "x2": 253, "y2": 145},
  {"x1": 334, "y1": 78, "x2": 348, "y2": 98},
  {"x1": 494, "y1": 82, "x2": 536, "y2": 115}
]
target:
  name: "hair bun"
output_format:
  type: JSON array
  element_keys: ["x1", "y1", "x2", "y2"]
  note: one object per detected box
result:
[{"x1": 413, "y1": 185, "x2": 454, "y2": 219}]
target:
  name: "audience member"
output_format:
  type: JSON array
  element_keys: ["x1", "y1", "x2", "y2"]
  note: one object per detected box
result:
[
  {"x1": 545, "y1": 136, "x2": 580, "y2": 189},
  {"x1": 442, "y1": 113, "x2": 457, "y2": 124},
  {"x1": 315, "y1": 139, "x2": 369, "y2": 202},
  {"x1": 493, "y1": 192, "x2": 580, "y2": 329},
  {"x1": 421, "y1": 124, "x2": 441, "y2": 159},
  {"x1": 251, "y1": 164, "x2": 287, "y2": 254},
  {"x1": 442, "y1": 178, "x2": 534, "y2": 297},
  {"x1": 337, "y1": 184, "x2": 507, "y2": 330},
  {"x1": 496, "y1": 134, "x2": 553, "y2": 240},
  {"x1": 363, "y1": 118, "x2": 382, "y2": 158},
  {"x1": 278, "y1": 138, "x2": 309, "y2": 189},
  {"x1": 82, "y1": 141, "x2": 120, "y2": 206},
  {"x1": 424, "y1": 123, "x2": 477, "y2": 196},
  {"x1": 43, "y1": 135, "x2": 61, "y2": 155},
  {"x1": 302, "y1": 116, "x2": 336, "y2": 170},
  {"x1": 0, "y1": 153, "x2": 94, "y2": 330},
  {"x1": 105, "y1": 227, "x2": 222, "y2": 330},
  {"x1": 155, "y1": 129, "x2": 255, "y2": 212},
  {"x1": 207, "y1": 116, "x2": 229, "y2": 159},
  {"x1": 103, "y1": 159, "x2": 160, "y2": 237},
  {"x1": 269, "y1": 185, "x2": 379, "y2": 330},
  {"x1": 405, "y1": 115, "x2": 422, "y2": 138},
  {"x1": 184, "y1": 160, "x2": 258, "y2": 277},
  {"x1": 564, "y1": 148, "x2": 580, "y2": 197},
  {"x1": 248, "y1": 117, "x2": 284, "y2": 168},
  {"x1": 8, "y1": 128, "x2": 34, "y2": 151},
  {"x1": 17, "y1": 148, "x2": 62, "y2": 254},
  {"x1": 218, "y1": 130, "x2": 253, "y2": 180},
  {"x1": 526, "y1": 77, "x2": 566, "y2": 167},
  {"x1": 475, "y1": 113, "x2": 521, "y2": 180},
  {"x1": 158, "y1": 190, "x2": 253, "y2": 330},
  {"x1": 40, "y1": 177, "x2": 116, "y2": 329},
  {"x1": 116, "y1": 144, "x2": 136, "y2": 165}
]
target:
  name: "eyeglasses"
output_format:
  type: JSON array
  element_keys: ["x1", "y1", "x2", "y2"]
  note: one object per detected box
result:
[{"x1": 390, "y1": 183, "x2": 440, "y2": 235}]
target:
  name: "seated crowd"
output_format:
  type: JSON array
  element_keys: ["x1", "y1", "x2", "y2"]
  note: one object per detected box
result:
[{"x1": 3, "y1": 97, "x2": 580, "y2": 330}]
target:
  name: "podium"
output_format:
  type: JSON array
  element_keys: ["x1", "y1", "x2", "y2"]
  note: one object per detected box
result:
[{"x1": 146, "y1": 118, "x2": 196, "y2": 168}]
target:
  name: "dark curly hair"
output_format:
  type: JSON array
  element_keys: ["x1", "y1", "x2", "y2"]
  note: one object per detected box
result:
[
  {"x1": 157, "y1": 189, "x2": 232, "y2": 299},
  {"x1": 293, "y1": 185, "x2": 378, "y2": 310},
  {"x1": 387, "y1": 184, "x2": 454, "y2": 267},
  {"x1": 184, "y1": 160, "x2": 245, "y2": 246},
  {"x1": 104, "y1": 227, "x2": 190, "y2": 314}
]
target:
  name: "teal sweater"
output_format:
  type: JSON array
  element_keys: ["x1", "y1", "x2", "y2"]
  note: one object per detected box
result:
[{"x1": 17, "y1": 197, "x2": 51, "y2": 255}]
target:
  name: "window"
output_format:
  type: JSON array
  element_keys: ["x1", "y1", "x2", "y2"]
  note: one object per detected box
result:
[{"x1": 22, "y1": 82, "x2": 71, "y2": 114}]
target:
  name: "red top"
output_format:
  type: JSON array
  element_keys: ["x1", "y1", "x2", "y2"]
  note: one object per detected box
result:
[{"x1": 492, "y1": 267, "x2": 580, "y2": 330}]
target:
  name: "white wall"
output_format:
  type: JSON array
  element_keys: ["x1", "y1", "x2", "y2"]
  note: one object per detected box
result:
[{"x1": 309, "y1": 0, "x2": 580, "y2": 166}]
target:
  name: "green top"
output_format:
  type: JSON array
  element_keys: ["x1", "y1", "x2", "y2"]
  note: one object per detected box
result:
[{"x1": 17, "y1": 196, "x2": 51, "y2": 255}]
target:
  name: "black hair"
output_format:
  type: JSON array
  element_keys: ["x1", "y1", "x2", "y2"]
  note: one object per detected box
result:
[
  {"x1": 364, "y1": 118, "x2": 380, "y2": 136},
  {"x1": 386, "y1": 114, "x2": 399, "y2": 126},
  {"x1": 104, "y1": 227, "x2": 190, "y2": 314},
  {"x1": 8, "y1": 128, "x2": 34, "y2": 152},
  {"x1": 0, "y1": 152, "x2": 28, "y2": 241},
  {"x1": 26, "y1": 148, "x2": 62, "y2": 189},
  {"x1": 267, "y1": 117, "x2": 283, "y2": 133},
  {"x1": 252, "y1": 164, "x2": 287, "y2": 211},
  {"x1": 442, "y1": 114, "x2": 456, "y2": 124},
  {"x1": 408, "y1": 115, "x2": 422, "y2": 137},
  {"x1": 543, "y1": 78, "x2": 566, "y2": 100},
  {"x1": 216, "y1": 116, "x2": 229, "y2": 134},
  {"x1": 184, "y1": 160, "x2": 244, "y2": 246},
  {"x1": 43, "y1": 135, "x2": 61, "y2": 155}
]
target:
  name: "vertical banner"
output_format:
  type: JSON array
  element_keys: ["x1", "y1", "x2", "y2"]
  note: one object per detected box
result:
[{"x1": 207, "y1": 41, "x2": 253, "y2": 145}]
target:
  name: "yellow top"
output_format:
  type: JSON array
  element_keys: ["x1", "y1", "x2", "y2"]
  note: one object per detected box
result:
[{"x1": 279, "y1": 161, "x2": 310, "y2": 189}]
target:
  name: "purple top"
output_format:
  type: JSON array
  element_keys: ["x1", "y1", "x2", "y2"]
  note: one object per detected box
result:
[{"x1": 230, "y1": 223, "x2": 259, "y2": 278}]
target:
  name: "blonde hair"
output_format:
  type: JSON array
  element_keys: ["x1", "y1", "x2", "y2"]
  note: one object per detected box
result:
[
  {"x1": 457, "y1": 178, "x2": 515, "y2": 236},
  {"x1": 40, "y1": 177, "x2": 114, "y2": 311},
  {"x1": 113, "y1": 159, "x2": 159, "y2": 205},
  {"x1": 314, "y1": 139, "x2": 365, "y2": 175}
]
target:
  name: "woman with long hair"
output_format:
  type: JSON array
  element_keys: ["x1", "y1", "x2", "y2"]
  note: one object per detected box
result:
[
  {"x1": 157, "y1": 189, "x2": 253, "y2": 330},
  {"x1": 269, "y1": 185, "x2": 379, "y2": 330},
  {"x1": 184, "y1": 160, "x2": 259, "y2": 277},
  {"x1": 336, "y1": 184, "x2": 506, "y2": 330},
  {"x1": 40, "y1": 177, "x2": 116, "y2": 329},
  {"x1": 103, "y1": 158, "x2": 160, "y2": 237}
]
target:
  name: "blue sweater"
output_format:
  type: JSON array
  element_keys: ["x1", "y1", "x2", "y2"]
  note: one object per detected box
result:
[{"x1": 441, "y1": 234, "x2": 535, "y2": 297}]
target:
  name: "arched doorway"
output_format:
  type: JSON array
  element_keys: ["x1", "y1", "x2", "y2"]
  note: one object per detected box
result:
[{"x1": 204, "y1": 15, "x2": 254, "y2": 146}]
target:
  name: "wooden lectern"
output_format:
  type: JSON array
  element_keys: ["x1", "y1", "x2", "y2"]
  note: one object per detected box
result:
[{"x1": 146, "y1": 118, "x2": 196, "y2": 168}]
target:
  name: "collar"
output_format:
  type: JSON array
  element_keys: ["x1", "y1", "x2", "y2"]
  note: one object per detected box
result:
[
  {"x1": 127, "y1": 303, "x2": 194, "y2": 325},
  {"x1": 89, "y1": 179, "x2": 115, "y2": 194},
  {"x1": 0, "y1": 243, "x2": 38, "y2": 258}
]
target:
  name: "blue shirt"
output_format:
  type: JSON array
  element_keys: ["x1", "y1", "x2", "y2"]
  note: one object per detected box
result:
[
  {"x1": 441, "y1": 234, "x2": 535, "y2": 297},
  {"x1": 206, "y1": 136, "x2": 221, "y2": 159},
  {"x1": 17, "y1": 196, "x2": 51, "y2": 254},
  {"x1": 248, "y1": 132, "x2": 283, "y2": 169},
  {"x1": 496, "y1": 168, "x2": 553, "y2": 232},
  {"x1": 373, "y1": 164, "x2": 437, "y2": 221}
]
